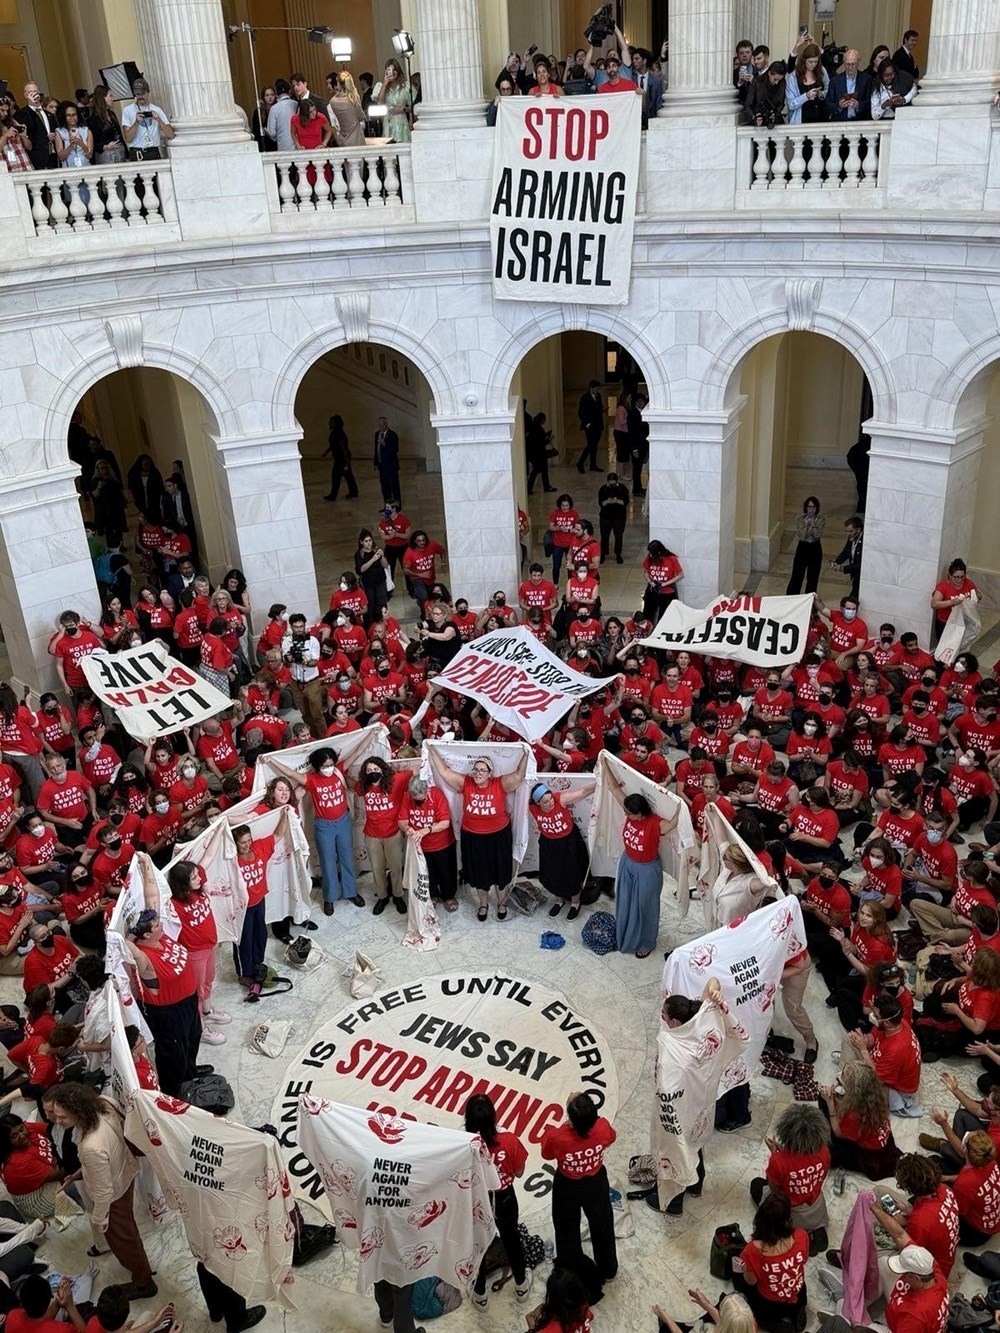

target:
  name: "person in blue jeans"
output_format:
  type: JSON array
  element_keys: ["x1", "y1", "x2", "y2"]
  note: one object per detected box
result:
[{"x1": 290, "y1": 748, "x2": 363, "y2": 916}]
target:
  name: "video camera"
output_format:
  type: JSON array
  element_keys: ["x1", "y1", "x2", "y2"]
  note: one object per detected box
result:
[
  {"x1": 584, "y1": 5, "x2": 615, "y2": 45},
  {"x1": 821, "y1": 42, "x2": 848, "y2": 77}
]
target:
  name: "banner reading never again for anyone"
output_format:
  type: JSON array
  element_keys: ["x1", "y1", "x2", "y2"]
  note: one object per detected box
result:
[
  {"x1": 640, "y1": 594, "x2": 814, "y2": 667},
  {"x1": 81, "y1": 639, "x2": 230, "y2": 740},
  {"x1": 429, "y1": 627, "x2": 608, "y2": 741},
  {"x1": 490, "y1": 94, "x2": 642, "y2": 304}
]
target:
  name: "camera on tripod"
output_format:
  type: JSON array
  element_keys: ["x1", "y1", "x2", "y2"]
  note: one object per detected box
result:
[
  {"x1": 821, "y1": 42, "x2": 848, "y2": 77},
  {"x1": 286, "y1": 639, "x2": 306, "y2": 665},
  {"x1": 584, "y1": 5, "x2": 615, "y2": 45}
]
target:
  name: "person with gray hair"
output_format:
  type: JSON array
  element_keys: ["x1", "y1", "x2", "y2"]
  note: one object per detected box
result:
[
  {"x1": 121, "y1": 78, "x2": 173, "y2": 160},
  {"x1": 750, "y1": 1103, "x2": 831, "y2": 1254},
  {"x1": 398, "y1": 774, "x2": 457, "y2": 909}
]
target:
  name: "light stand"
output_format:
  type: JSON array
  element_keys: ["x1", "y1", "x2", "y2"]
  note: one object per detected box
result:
[
  {"x1": 227, "y1": 22, "x2": 355, "y2": 132},
  {"x1": 392, "y1": 29, "x2": 415, "y2": 126}
]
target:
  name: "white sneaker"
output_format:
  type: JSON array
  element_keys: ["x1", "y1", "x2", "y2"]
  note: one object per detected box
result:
[
  {"x1": 203, "y1": 1008, "x2": 232, "y2": 1025},
  {"x1": 515, "y1": 1270, "x2": 533, "y2": 1302},
  {"x1": 201, "y1": 1028, "x2": 226, "y2": 1046},
  {"x1": 471, "y1": 1291, "x2": 488, "y2": 1310}
]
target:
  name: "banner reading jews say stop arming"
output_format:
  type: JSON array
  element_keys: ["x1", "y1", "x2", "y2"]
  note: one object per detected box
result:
[
  {"x1": 490, "y1": 93, "x2": 642, "y2": 305},
  {"x1": 640, "y1": 593, "x2": 814, "y2": 668},
  {"x1": 81, "y1": 640, "x2": 230, "y2": 740},
  {"x1": 429, "y1": 627, "x2": 608, "y2": 742}
]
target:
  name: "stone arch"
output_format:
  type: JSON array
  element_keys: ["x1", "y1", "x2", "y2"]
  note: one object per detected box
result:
[
  {"x1": 944, "y1": 334, "x2": 1000, "y2": 426},
  {"x1": 483, "y1": 306, "x2": 670, "y2": 417},
  {"x1": 271, "y1": 321, "x2": 459, "y2": 432},
  {"x1": 43, "y1": 343, "x2": 237, "y2": 472},
  {"x1": 703, "y1": 305, "x2": 896, "y2": 421}
]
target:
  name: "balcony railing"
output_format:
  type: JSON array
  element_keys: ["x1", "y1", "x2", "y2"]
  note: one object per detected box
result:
[
  {"x1": 262, "y1": 145, "x2": 414, "y2": 228},
  {"x1": 735, "y1": 123, "x2": 890, "y2": 204},
  {"x1": 14, "y1": 162, "x2": 179, "y2": 245}
]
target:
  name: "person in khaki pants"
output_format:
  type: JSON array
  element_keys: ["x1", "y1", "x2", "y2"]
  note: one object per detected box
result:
[{"x1": 356, "y1": 758, "x2": 409, "y2": 915}]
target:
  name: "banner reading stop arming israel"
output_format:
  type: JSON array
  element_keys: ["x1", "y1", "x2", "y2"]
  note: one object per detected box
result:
[
  {"x1": 490, "y1": 94, "x2": 641, "y2": 305},
  {"x1": 640, "y1": 593, "x2": 814, "y2": 667}
]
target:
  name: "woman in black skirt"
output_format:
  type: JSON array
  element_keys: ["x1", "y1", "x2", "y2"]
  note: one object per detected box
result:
[
  {"x1": 529, "y1": 782, "x2": 594, "y2": 920},
  {"x1": 428, "y1": 748, "x2": 528, "y2": 920}
]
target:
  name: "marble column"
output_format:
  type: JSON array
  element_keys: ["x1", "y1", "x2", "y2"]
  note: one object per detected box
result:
[
  {"x1": 917, "y1": 0, "x2": 1000, "y2": 106},
  {"x1": 0, "y1": 468, "x2": 100, "y2": 695},
  {"x1": 645, "y1": 406, "x2": 742, "y2": 608},
  {"x1": 433, "y1": 417, "x2": 519, "y2": 610},
  {"x1": 660, "y1": 0, "x2": 738, "y2": 117},
  {"x1": 859, "y1": 421, "x2": 986, "y2": 642},
  {"x1": 735, "y1": 0, "x2": 770, "y2": 46},
  {"x1": 132, "y1": 0, "x2": 249, "y2": 147},
  {"x1": 412, "y1": 0, "x2": 487, "y2": 129},
  {"x1": 212, "y1": 431, "x2": 320, "y2": 624}
]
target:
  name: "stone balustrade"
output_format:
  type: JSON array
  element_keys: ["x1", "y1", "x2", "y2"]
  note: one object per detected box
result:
[
  {"x1": 13, "y1": 162, "x2": 179, "y2": 246},
  {"x1": 262, "y1": 146, "x2": 414, "y2": 228},
  {"x1": 735, "y1": 123, "x2": 891, "y2": 204}
]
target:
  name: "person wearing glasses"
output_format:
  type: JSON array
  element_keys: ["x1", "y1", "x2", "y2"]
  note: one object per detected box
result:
[{"x1": 487, "y1": 75, "x2": 517, "y2": 126}]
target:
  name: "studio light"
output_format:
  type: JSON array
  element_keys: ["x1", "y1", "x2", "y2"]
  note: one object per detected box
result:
[
  {"x1": 392, "y1": 30, "x2": 415, "y2": 58},
  {"x1": 331, "y1": 36, "x2": 353, "y2": 61},
  {"x1": 308, "y1": 26, "x2": 333, "y2": 43}
]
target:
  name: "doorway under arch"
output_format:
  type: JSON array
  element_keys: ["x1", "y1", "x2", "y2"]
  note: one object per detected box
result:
[{"x1": 731, "y1": 330, "x2": 871, "y2": 602}]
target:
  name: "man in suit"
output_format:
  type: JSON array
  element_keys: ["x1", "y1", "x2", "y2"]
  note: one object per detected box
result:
[
  {"x1": 892, "y1": 31, "x2": 920, "y2": 82},
  {"x1": 831, "y1": 516, "x2": 864, "y2": 602},
  {"x1": 826, "y1": 50, "x2": 871, "y2": 120},
  {"x1": 631, "y1": 49, "x2": 662, "y2": 122},
  {"x1": 17, "y1": 82, "x2": 55, "y2": 169},
  {"x1": 373, "y1": 416, "x2": 401, "y2": 505},
  {"x1": 576, "y1": 380, "x2": 605, "y2": 473}
]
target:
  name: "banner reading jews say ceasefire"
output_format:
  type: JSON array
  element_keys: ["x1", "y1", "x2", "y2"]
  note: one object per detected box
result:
[
  {"x1": 81, "y1": 640, "x2": 230, "y2": 740},
  {"x1": 640, "y1": 594, "x2": 814, "y2": 668},
  {"x1": 429, "y1": 628, "x2": 608, "y2": 741},
  {"x1": 490, "y1": 93, "x2": 641, "y2": 305}
]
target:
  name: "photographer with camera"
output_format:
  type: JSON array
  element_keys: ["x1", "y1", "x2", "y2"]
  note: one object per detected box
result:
[
  {"x1": 584, "y1": 8, "x2": 634, "y2": 88},
  {"x1": 741, "y1": 62, "x2": 787, "y2": 128},
  {"x1": 122, "y1": 78, "x2": 173, "y2": 162},
  {"x1": 280, "y1": 613, "x2": 326, "y2": 739}
]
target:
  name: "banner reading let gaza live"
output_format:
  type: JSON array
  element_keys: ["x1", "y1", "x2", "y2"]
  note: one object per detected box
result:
[
  {"x1": 429, "y1": 627, "x2": 608, "y2": 741},
  {"x1": 81, "y1": 639, "x2": 230, "y2": 740},
  {"x1": 490, "y1": 95, "x2": 642, "y2": 304},
  {"x1": 640, "y1": 593, "x2": 814, "y2": 668}
]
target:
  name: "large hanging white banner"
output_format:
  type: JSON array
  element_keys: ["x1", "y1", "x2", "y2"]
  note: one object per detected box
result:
[
  {"x1": 522, "y1": 772, "x2": 595, "y2": 874},
  {"x1": 588, "y1": 751, "x2": 694, "y2": 906},
  {"x1": 296, "y1": 1098, "x2": 499, "y2": 1294},
  {"x1": 125, "y1": 1089, "x2": 295, "y2": 1310},
  {"x1": 421, "y1": 740, "x2": 536, "y2": 866},
  {"x1": 698, "y1": 804, "x2": 780, "y2": 931},
  {"x1": 662, "y1": 897, "x2": 807, "y2": 1095},
  {"x1": 653, "y1": 994, "x2": 749, "y2": 1207},
  {"x1": 490, "y1": 95, "x2": 642, "y2": 304},
  {"x1": 105, "y1": 853, "x2": 180, "y2": 1039},
  {"x1": 640, "y1": 594, "x2": 814, "y2": 667},
  {"x1": 103, "y1": 982, "x2": 169, "y2": 1225},
  {"x1": 401, "y1": 839, "x2": 440, "y2": 952},
  {"x1": 428, "y1": 628, "x2": 608, "y2": 742},
  {"x1": 80, "y1": 640, "x2": 230, "y2": 739},
  {"x1": 934, "y1": 594, "x2": 981, "y2": 665}
]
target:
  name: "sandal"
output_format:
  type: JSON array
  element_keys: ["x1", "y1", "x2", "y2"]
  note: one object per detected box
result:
[
  {"x1": 445, "y1": 899, "x2": 459, "y2": 912},
  {"x1": 477, "y1": 906, "x2": 488, "y2": 922},
  {"x1": 636, "y1": 948, "x2": 652, "y2": 959}
]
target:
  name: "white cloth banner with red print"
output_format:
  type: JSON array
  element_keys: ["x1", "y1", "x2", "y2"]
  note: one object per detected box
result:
[
  {"x1": 698, "y1": 804, "x2": 780, "y2": 931},
  {"x1": 249, "y1": 724, "x2": 391, "y2": 874},
  {"x1": 490, "y1": 94, "x2": 642, "y2": 305},
  {"x1": 80, "y1": 640, "x2": 231, "y2": 740},
  {"x1": 934, "y1": 594, "x2": 981, "y2": 666},
  {"x1": 296, "y1": 1098, "x2": 499, "y2": 1295},
  {"x1": 652, "y1": 996, "x2": 749, "y2": 1207},
  {"x1": 102, "y1": 982, "x2": 169, "y2": 1225},
  {"x1": 401, "y1": 839, "x2": 440, "y2": 952},
  {"x1": 640, "y1": 594, "x2": 814, "y2": 668},
  {"x1": 124, "y1": 1089, "x2": 295, "y2": 1309},
  {"x1": 427, "y1": 628, "x2": 609, "y2": 742},
  {"x1": 588, "y1": 751, "x2": 695, "y2": 905},
  {"x1": 662, "y1": 897, "x2": 807, "y2": 1095},
  {"x1": 421, "y1": 740, "x2": 536, "y2": 865},
  {"x1": 105, "y1": 854, "x2": 182, "y2": 1039}
]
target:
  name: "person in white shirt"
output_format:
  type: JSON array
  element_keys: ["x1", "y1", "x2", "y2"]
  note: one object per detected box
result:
[
  {"x1": 870, "y1": 61, "x2": 917, "y2": 119},
  {"x1": 121, "y1": 79, "x2": 174, "y2": 160},
  {"x1": 265, "y1": 78, "x2": 297, "y2": 152}
]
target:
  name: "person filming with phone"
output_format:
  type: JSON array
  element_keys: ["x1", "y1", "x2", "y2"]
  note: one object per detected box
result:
[{"x1": 122, "y1": 78, "x2": 174, "y2": 161}]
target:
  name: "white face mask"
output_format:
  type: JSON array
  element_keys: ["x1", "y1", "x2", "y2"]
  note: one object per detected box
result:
[
  {"x1": 339, "y1": 582, "x2": 348, "y2": 592},
  {"x1": 926, "y1": 830, "x2": 944, "y2": 844},
  {"x1": 154, "y1": 801, "x2": 169, "y2": 815},
  {"x1": 320, "y1": 764, "x2": 336, "y2": 777},
  {"x1": 30, "y1": 825, "x2": 45, "y2": 839},
  {"x1": 336, "y1": 617, "x2": 347, "y2": 628},
  {"x1": 843, "y1": 609, "x2": 857, "y2": 621},
  {"x1": 955, "y1": 663, "x2": 967, "y2": 675},
  {"x1": 959, "y1": 756, "x2": 975, "y2": 769},
  {"x1": 803, "y1": 723, "x2": 818, "y2": 735},
  {"x1": 868, "y1": 855, "x2": 884, "y2": 868},
  {"x1": 806, "y1": 666, "x2": 819, "y2": 677},
  {"x1": 182, "y1": 766, "x2": 196, "y2": 779}
]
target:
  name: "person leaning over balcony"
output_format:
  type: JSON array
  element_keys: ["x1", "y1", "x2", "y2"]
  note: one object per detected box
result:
[
  {"x1": 290, "y1": 99, "x2": 332, "y2": 154},
  {"x1": 530, "y1": 57, "x2": 564, "y2": 98},
  {"x1": 871, "y1": 62, "x2": 917, "y2": 120},
  {"x1": 0, "y1": 99, "x2": 32, "y2": 173},
  {"x1": 785, "y1": 44, "x2": 829, "y2": 125},
  {"x1": 487, "y1": 75, "x2": 517, "y2": 125},
  {"x1": 827, "y1": 50, "x2": 872, "y2": 121},
  {"x1": 121, "y1": 79, "x2": 173, "y2": 162},
  {"x1": 88, "y1": 85, "x2": 125, "y2": 164},
  {"x1": 265, "y1": 79, "x2": 296, "y2": 152},
  {"x1": 54, "y1": 103, "x2": 92, "y2": 172},
  {"x1": 741, "y1": 62, "x2": 786, "y2": 127},
  {"x1": 329, "y1": 72, "x2": 366, "y2": 147}
]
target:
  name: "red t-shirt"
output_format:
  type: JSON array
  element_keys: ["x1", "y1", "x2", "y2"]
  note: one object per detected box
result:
[
  {"x1": 954, "y1": 1160, "x2": 1000, "y2": 1235},
  {"x1": 871, "y1": 1024, "x2": 921, "y2": 1094},
  {"x1": 650, "y1": 682, "x2": 693, "y2": 720},
  {"x1": 0, "y1": 1122, "x2": 55, "y2": 1195},
  {"x1": 36, "y1": 773, "x2": 90, "y2": 821},
  {"x1": 804, "y1": 877, "x2": 852, "y2": 925},
  {"x1": 398, "y1": 788, "x2": 454, "y2": 852},
  {"x1": 788, "y1": 805, "x2": 840, "y2": 846},
  {"x1": 50, "y1": 627, "x2": 102, "y2": 687},
  {"x1": 173, "y1": 888, "x2": 218, "y2": 951},
  {"x1": 15, "y1": 827, "x2": 57, "y2": 870},
  {"x1": 621, "y1": 750, "x2": 671, "y2": 784},
  {"x1": 755, "y1": 773, "x2": 795, "y2": 813},
  {"x1": 63, "y1": 882, "x2": 103, "y2": 925},
  {"x1": 877, "y1": 808, "x2": 925, "y2": 852},
  {"x1": 461, "y1": 777, "x2": 509, "y2": 834},
  {"x1": 195, "y1": 723, "x2": 240, "y2": 774},
  {"x1": 907, "y1": 1185, "x2": 959, "y2": 1276},
  {"x1": 519, "y1": 578, "x2": 557, "y2": 610},
  {"x1": 826, "y1": 760, "x2": 869, "y2": 804},
  {"x1": 6, "y1": 1310, "x2": 66, "y2": 1333},
  {"x1": 540, "y1": 1117, "x2": 616, "y2": 1178},
  {"x1": 489, "y1": 1131, "x2": 527, "y2": 1190},
  {"x1": 766, "y1": 1146, "x2": 830, "y2": 1207},
  {"x1": 548, "y1": 509, "x2": 579, "y2": 549},
  {"x1": 357, "y1": 772, "x2": 408, "y2": 839},
  {"x1": 958, "y1": 980, "x2": 1000, "y2": 1029},
  {"x1": 934, "y1": 577, "x2": 977, "y2": 624},
  {"x1": 850, "y1": 925, "x2": 896, "y2": 968},
  {"x1": 530, "y1": 798, "x2": 575, "y2": 841},
  {"x1": 25, "y1": 1035, "x2": 61, "y2": 1090},
  {"x1": 622, "y1": 813, "x2": 661, "y2": 862},
  {"x1": 169, "y1": 776, "x2": 209, "y2": 815},
  {"x1": 22, "y1": 936, "x2": 79, "y2": 993},
  {"x1": 137, "y1": 937, "x2": 197, "y2": 1006},
  {"x1": 643, "y1": 553, "x2": 682, "y2": 587},
  {"x1": 739, "y1": 1230, "x2": 809, "y2": 1303},
  {"x1": 237, "y1": 835, "x2": 275, "y2": 908},
  {"x1": 401, "y1": 541, "x2": 444, "y2": 581},
  {"x1": 304, "y1": 771, "x2": 349, "y2": 821},
  {"x1": 886, "y1": 1264, "x2": 949, "y2": 1333},
  {"x1": 141, "y1": 806, "x2": 185, "y2": 850},
  {"x1": 534, "y1": 1312, "x2": 594, "y2": 1333}
]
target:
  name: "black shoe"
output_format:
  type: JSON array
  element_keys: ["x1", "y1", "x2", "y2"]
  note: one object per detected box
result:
[
  {"x1": 322, "y1": 495, "x2": 336, "y2": 502},
  {"x1": 750, "y1": 1176, "x2": 766, "y2": 1206},
  {"x1": 549, "y1": 902, "x2": 563, "y2": 917},
  {"x1": 120, "y1": 1281, "x2": 158, "y2": 1302},
  {"x1": 826, "y1": 1250, "x2": 843, "y2": 1270},
  {"x1": 576, "y1": 463, "x2": 585, "y2": 474},
  {"x1": 588, "y1": 466, "x2": 602, "y2": 472},
  {"x1": 567, "y1": 905, "x2": 580, "y2": 921},
  {"x1": 809, "y1": 1227, "x2": 828, "y2": 1257},
  {"x1": 685, "y1": 1181, "x2": 702, "y2": 1197},
  {"x1": 803, "y1": 1047, "x2": 818, "y2": 1064},
  {"x1": 195, "y1": 1064, "x2": 215, "y2": 1076},
  {"x1": 300, "y1": 919, "x2": 318, "y2": 931},
  {"x1": 227, "y1": 1308, "x2": 267, "y2": 1333},
  {"x1": 543, "y1": 487, "x2": 557, "y2": 492},
  {"x1": 644, "y1": 1190, "x2": 663, "y2": 1213},
  {"x1": 615, "y1": 555, "x2": 623, "y2": 564},
  {"x1": 964, "y1": 1253, "x2": 992, "y2": 1279},
  {"x1": 394, "y1": 896, "x2": 406, "y2": 914},
  {"x1": 765, "y1": 1032, "x2": 795, "y2": 1054},
  {"x1": 665, "y1": 1194, "x2": 684, "y2": 1216},
  {"x1": 718, "y1": 1118, "x2": 751, "y2": 1133},
  {"x1": 373, "y1": 897, "x2": 388, "y2": 915}
]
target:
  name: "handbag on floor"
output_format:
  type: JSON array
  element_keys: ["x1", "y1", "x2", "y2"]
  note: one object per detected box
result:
[
  {"x1": 709, "y1": 1223, "x2": 747, "y2": 1280},
  {"x1": 345, "y1": 950, "x2": 383, "y2": 999},
  {"x1": 248, "y1": 1020, "x2": 294, "y2": 1058}
]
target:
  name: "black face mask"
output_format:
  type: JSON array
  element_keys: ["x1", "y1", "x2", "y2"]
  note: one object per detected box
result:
[
  {"x1": 819, "y1": 876, "x2": 836, "y2": 887},
  {"x1": 703, "y1": 722, "x2": 717, "y2": 733},
  {"x1": 109, "y1": 812, "x2": 125, "y2": 826},
  {"x1": 106, "y1": 838, "x2": 122, "y2": 852},
  {"x1": 64, "y1": 625, "x2": 78, "y2": 636},
  {"x1": 630, "y1": 718, "x2": 644, "y2": 728},
  {"x1": 626, "y1": 668, "x2": 639, "y2": 676},
  {"x1": 766, "y1": 682, "x2": 780, "y2": 691},
  {"x1": 717, "y1": 693, "x2": 732, "y2": 703}
]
